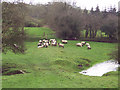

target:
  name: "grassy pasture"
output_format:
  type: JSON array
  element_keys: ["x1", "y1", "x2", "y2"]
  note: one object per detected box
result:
[
  {"x1": 2, "y1": 27, "x2": 118, "y2": 88},
  {"x1": 25, "y1": 27, "x2": 56, "y2": 39}
]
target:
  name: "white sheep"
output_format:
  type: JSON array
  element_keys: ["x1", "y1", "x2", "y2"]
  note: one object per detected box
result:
[
  {"x1": 39, "y1": 40, "x2": 42, "y2": 43},
  {"x1": 43, "y1": 39, "x2": 49, "y2": 43},
  {"x1": 38, "y1": 45, "x2": 44, "y2": 48},
  {"x1": 87, "y1": 45, "x2": 91, "y2": 49},
  {"x1": 58, "y1": 43, "x2": 64, "y2": 48},
  {"x1": 76, "y1": 43, "x2": 83, "y2": 47},
  {"x1": 86, "y1": 43, "x2": 90, "y2": 46},
  {"x1": 43, "y1": 42, "x2": 49, "y2": 48},
  {"x1": 51, "y1": 41, "x2": 57, "y2": 46},
  {"x1": 45, "y1": 43, "x2": 49, "y2": 47},
  {"x1": 50, "y1": 39, "x2": 55, "y2": 41},
  {"x1": 38, "y1": 42, "x2": 42, "y2": 46},
  {"x1": 61, "y1": 40, "x2": 67, "y2": 44},
  {"x1": 50, "y1": 39, "x2": 56, "y2": 43},
  {"x1": 81, "y1": 41, "x2": 86, "y2": 45}
]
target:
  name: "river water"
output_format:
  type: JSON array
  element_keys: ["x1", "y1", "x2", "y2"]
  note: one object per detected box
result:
[{"x1": 79, "y1": 60, "x2": 119, "y2": 76}]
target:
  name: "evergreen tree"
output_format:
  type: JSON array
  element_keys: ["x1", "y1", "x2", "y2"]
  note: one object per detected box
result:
[
  {"x1": 95, "y1": 5, "x2": 100, "y2": 13},
  {"x1": 102, "y1": 8, "x2": 108, "y2": 18},
  {"x1": 90, "y1": 7, "x2": 94, "y2": 14},
  {"x1": 83, "y1": 8, "x2": 88, "y2": 14}
]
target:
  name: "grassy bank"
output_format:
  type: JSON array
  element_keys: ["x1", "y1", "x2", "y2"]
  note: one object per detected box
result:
[{"x1": 2, "y1": 27, "x2": 118, "y2": 88}]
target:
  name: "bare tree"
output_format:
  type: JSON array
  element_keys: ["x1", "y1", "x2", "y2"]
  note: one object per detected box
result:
[
  {"x1": 2, "y1": 2, "x2": 27, "y2": 53},
  {"x1": 101, "y1": 9, "x2": 118, "y2": 39},
  {"x1": 45, "y1": 2, "x2": 84, "y2": 39}
]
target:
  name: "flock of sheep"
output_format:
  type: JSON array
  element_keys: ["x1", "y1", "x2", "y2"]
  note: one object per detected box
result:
[
  {"x1": 76, "y1": 41, "x2": 91, "y2": 49},
  {"x1": 37, "y1": 39, "x2": 91, "y2": 49},
  {"x1": 37, "y1": 39, "x2": 66, "y2": 48}
]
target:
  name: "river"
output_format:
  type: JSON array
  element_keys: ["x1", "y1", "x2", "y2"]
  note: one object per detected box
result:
[{"x1": 79, "y1": 60, "x2": 119, "y2": 76}]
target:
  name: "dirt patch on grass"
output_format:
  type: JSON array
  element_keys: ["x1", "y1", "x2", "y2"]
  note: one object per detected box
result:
[
  {"x1": 3, "y1": 70, "x2": 25, "y2": 75},
  {"x1": 2, "y1": 63, "x2": 28, "y2": 75}
]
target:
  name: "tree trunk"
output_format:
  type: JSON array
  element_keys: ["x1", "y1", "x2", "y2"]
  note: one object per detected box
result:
[
  {"x1": 109, "y1": 35, "x2": 113, "y2": 39},
  {"x1": 85, "y1": 29, "x2": 88, "y2": 38},
  {"x1": 92, "y1": 30, "x2": 94, "y2": 38},
  {"x1": 92, "y1": 30, "x2": 97, "y2": 38},
  {"x1": 89, "y1": 25, "x2": 92, "y2": 38},
  {"x1": 94, "y1": 30, "x2": 97, "y2": 37},
  {"x1": 101, "y1": 31, "x2": 102, "y2": 38},
  {"x1": 90, "y1": 30, "x2": 92, "y2": 38}
]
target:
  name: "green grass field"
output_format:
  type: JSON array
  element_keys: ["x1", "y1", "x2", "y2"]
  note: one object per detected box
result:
[
  {"x1": 2, "y1": 27, "x2": 118, "y2": 88},
  {"x1": 25, "y1": 27, "x2": 56, "y2": 39}
]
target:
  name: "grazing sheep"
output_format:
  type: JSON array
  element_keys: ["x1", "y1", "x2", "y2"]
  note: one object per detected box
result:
[
  {"x1": 87, "y1": 45, "x2": 91, "y2": 49},
  {"x1": 81, "y1": 41, "x2": 86, "y2": 45},
  {"x1": 38, "y1": 45, "x2": 44, "y2": 48},
  {"x1": 45, "y1": 43, "x2": 49, "y2": 48},
  {"x1": 53, "y1": 40, "x2": 57, "y2": 43},
  {"x1": 50, "y1": 39, "x2": 56, "y2": 43},
  {"x1": 43, "y1": 42, "x2": 49, "y2": 48},
  {"x1": 51, "y1": 41, "x2": 57, "y2": 46},
  {"x1": 61, "y1": 40, "x2": 67, "y2": 44},
  {"x1": 46, "y1": 40, "x2": 49, "y2": 43},
  {"x1": 37, "y1": 42, "x2": 43, "y2": 48},
  {"x1": 43, "y1": 39, "x2": 49, "y2": 43},
  {"x1": 58, "y1": 43, "x2": 64, "y2": 48},
  {"x1": 50, "y1": 39, "x2": 55, "y2": 41},
  {"x1": 39, "y1": 40, "x2": 43, "y2": 43},
  {"x1": 38, "y1": 42, "x2": 42, "y2": 46},
  {"x1": 86, "y1": 43, "x2": 90, "y2": 46},
  {"x1": 76, "y1": 43, "x2": 83, "y2": 47}
]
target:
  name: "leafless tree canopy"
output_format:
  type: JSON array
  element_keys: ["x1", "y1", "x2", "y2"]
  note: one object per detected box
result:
[{"x1": 2, "y1": 2, "x2": 27, "y2": 53}]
